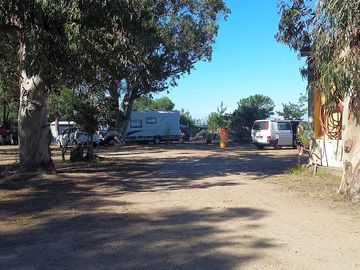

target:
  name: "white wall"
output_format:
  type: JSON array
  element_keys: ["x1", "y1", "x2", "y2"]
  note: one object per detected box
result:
[{"x1": 310, "y1": 139, "x2": 343, "y2": 168}]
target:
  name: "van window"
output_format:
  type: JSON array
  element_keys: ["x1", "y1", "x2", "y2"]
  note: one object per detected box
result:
[
  {"x1": 253, "y1": 121, "x2": 268, "y2": 130},
  {"x1": 146, "y1": 117, "x2": 157, "y2": 124},
  {"x1": 278, "y1": 122, "x2": 291, "y2": 130},
  {"x1": 130, "y1": 119, "x2": 142, "y2": 128}
]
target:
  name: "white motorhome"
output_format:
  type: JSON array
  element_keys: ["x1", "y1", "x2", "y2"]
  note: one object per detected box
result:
[
  {"x1": 126, "y1": 111, "x2": 180, "y2": 144},
  {"x1": 251, "y1": 119, "x2": 294, "y2": 149}
]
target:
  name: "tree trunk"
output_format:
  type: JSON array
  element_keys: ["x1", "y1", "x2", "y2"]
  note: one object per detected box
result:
[
  {"x1": 85, "y1": 133, "x2": 94, "y2": 160},
  {"x1": 108, "y1": 79, "x2": 121, "y2": 128},
  {"x1": 339, "y1": 95, "x2": 360, "y2": 201},
  {"x1": 118, "y1": 85, "x2": 137, "y2": 144},
  {"x1": 54, "y1": 117, "x2": 60, "y2": 139},
  {"x1": 18, "y1": 70, "x2": 53, "y2": 171}
]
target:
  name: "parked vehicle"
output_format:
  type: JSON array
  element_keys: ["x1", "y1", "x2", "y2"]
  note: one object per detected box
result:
[
  {"x1": 99, "y1": 127, "x2": 118, "y2": 146},
  {"x1": 125, "y1": 111, "x2": 180, "y2": 144},
  {"x1": 58, "y1": 127, "x2": 99, "y2": 147},
  {"x1": 251, "y1": 119, "x2": 294, "y2": 149},
  {"x1": 50, "y1": 121, "x2": 76, "y2": 144}
]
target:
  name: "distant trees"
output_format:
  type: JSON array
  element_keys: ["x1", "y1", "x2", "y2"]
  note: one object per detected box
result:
[
  {"x1": 179, "y1": 109, "x2": 195, "y2": 128},
  {"x1": 230, "y1": 95, "x2": 275, "y2": 140},
  {"x1": 277, "y1": 94, "x2": 307, "y2": 120},
  {"x1": 207, "y1": 102, "x2": 230, "y2": 133},
  {"x1": 133, "y1": 96, "x2": 175, "y2": 112}
]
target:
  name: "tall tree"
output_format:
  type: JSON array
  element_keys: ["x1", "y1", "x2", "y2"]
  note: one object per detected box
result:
[
  {"x1": 276, "y1": 0, "x2": 360, "y2": 201},
  {"x1": 0, "y1": 0, "x2": 229, "y2": 170},
  {"x1": 109, "y1": 1, "x2": 230, "y2": 141},
  {"x1": 207, "y1": 102, "x2": 231, "y2": 133},
  {"x1": 277, "y1": 93, "x2": 308, "y2": 120},
  {"x1": 231, "y1": 94, "x2": 275, "y2": 140},
  {"x1": 179, "y1": 108, "x2": 195, "y2": 128}
]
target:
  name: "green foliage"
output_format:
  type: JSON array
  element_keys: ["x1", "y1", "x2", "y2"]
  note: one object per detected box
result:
[
  {"x1": 0, "y1": 33, "x2": 19, "y2": 126},
  {"x1": 276, "y1": 0, "x2": 360, "y2": 106},
  {"x1": 275, "y1": 0, "x2": 314, "y2": 52},
  {"x1": 47, "y1": 87, "x2": 99, "y2": 136},
  {"x1": 1, "y1": 0, "x2": 229, "y2": 95},
  {"x1": 73, "y1": 98, "x2": 99, "y2": 136},
  {"x1": 133, "y1": 95, "x2": 175, "y2": 111},
  {"x1": 207, "y1": 102, "x2": 230, "y2": 133},
  {"x1": 231, "y1": 94, "x2": 275, "y2": 140},
  {"x1": 132, "y1": 96, "x2": 154, "y2": 111},
  {"x1": 1, "y1": 0, "x2": 230, "y2": 160},
  {"x1": 152, "y1": 97, "x2": 175, "y2": 111},
  {"x1": 179, "y1": 108, "x2": 195, "y2": 127},
  {"x1": 277, "y1": 93, "x2": 307, "y2": 120},
  {"x1": 47, "y1": 88, "x2": 75, "y2": 122}
]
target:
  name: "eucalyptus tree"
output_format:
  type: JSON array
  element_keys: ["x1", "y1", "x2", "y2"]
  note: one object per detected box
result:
[
  {"x1": 0, "y1": 0, "x2": 229, "y2": 170},
  {"x1": 277, "y1": 0, "x2": 360, "y2": 201},
  {"x1": 106, "y1": 0, "x2": 230, "y2": 140}
]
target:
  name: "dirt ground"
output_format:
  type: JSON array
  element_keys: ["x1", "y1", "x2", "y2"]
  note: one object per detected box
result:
[{"x1": 0, "y1": 143, "x2": 360, "y2": 270}]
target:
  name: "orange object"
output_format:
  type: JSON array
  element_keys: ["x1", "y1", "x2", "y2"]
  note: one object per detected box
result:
[{"x1": 219, "y1": 127, "x2": 228, "y2": 149}]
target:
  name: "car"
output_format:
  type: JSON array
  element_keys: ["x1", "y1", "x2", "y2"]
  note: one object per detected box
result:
[
  {"x1": 99, "y1": 127, "x2": 119, "y2": 146},
  {"x1": 58, "y1": 127, "x2": 99, "y2": 147}
]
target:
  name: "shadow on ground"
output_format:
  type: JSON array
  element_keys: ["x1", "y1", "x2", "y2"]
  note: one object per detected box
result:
[
  {"x1": 0, "y1": 144, "x2": 296, "y2": 217},
  {"x1": 0, "y1": 144, "x2": 292, "y2": 269},
  {"x1": 0, "y1": 207, "x2": 276, "y2": 270}
]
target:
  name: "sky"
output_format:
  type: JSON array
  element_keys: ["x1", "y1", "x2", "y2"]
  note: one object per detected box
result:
[{"x1": 155, "y1": 0, "x2": 308, "y2": 121}]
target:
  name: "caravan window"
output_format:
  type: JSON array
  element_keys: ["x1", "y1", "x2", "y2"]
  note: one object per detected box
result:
[
  {"x1": 146, "y1": 117, "x2": 157, "y2": 124},
  {"x1": 278, "y1": 122, "x2": 291, "y2": 130},
  {"x1": 130, "y1": 119, "x2": 142, "y2": 128}
]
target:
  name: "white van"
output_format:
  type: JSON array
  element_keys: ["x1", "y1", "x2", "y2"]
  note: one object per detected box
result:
[{"x1": 251, "y1": 120, "x2": 294, "y2": 149}]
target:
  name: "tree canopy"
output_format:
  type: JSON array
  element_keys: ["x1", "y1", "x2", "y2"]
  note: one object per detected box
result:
[
  {"x1": 207, "y1": 102, "x2": 230, "y2": 133},
  {"x1": 133, "y1": 96, "x2": 175, "y2": 111},
  {"x1": 231, "y1": 94, "x2": 275, "y2": 139},
  {"x1": 277, "y1": 93, "x2": 307, "y2": 120},
  {"x1": 0, "y1": 0, "x2": 229, "y2": 169},
  {"x1": 276, "y1": 0, "x2": 360, "y2": 106}
]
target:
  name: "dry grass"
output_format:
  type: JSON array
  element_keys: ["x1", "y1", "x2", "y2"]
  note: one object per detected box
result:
[{"x1": 268, "y1": 166, "x2": 360, "y2": 215}]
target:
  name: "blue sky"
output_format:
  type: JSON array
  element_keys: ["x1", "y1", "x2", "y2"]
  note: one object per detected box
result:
[{"x1": 156, "y1": 0, "x2": 307, "y2": 120}]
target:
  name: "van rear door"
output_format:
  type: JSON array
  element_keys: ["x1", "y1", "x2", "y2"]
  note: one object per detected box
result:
[
  {"x1": 277, "y1": 121, "x2": 293, "y2": 146},
  {"x1": 252, "y1": 121, "x2": 270, "y2": 144}
]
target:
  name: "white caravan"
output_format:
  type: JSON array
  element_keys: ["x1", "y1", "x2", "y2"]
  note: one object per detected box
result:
[
  {"x1": 251, "y1": 119, "x2": 294, "y2": 149},
  {"x1": 126, "y1": 111, "x2": 180, "y2": 144}
]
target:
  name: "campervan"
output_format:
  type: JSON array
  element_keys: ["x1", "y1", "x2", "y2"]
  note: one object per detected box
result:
[
  {"x1": 251, "y1": 119, "x2": 294, "y2": 149},
  {"x1": 126, "y1": 111, "x2": 180, "y2": 144}
]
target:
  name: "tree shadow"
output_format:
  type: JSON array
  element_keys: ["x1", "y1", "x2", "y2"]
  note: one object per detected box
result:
[
  {"x1": 0, "y1": 145, "x2": 290, "y2": 269},
  {"x1": 55, "y1": 149, "x2": 296, "y2": 193},
  {"x1": 0, "y1": 145, "x2": 296, "y2": 218},
  {"x1": 0, "y1": 207, "x2": 276, "y2": 270}
]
